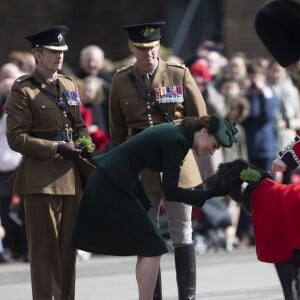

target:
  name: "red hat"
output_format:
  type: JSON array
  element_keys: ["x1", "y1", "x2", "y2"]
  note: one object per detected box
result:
[{"x1": 189, "y1": 61, "x2": 211, "y2": 82}]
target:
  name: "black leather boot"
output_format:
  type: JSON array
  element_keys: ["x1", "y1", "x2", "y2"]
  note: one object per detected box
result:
[
  {"x1": 153, "y1": 267, "x2": 162, "y2": 300},
  {"x1": 174, "y1": 243, "x2": 196, "y2": 300}
]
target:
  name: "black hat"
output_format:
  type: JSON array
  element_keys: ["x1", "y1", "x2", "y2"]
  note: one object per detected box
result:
[
  {"x1": 24, "y1": 25, "x2": 69, "y2": 51},
  {"x1": 210, "y1": 114, "x2": 238, "y2": 148},
  {"x1": 255, "y1": 0, "x2": 300, "y2": 67},
  {"x1": 122, "y1": 21, "x2": 165, "y2": 47}
]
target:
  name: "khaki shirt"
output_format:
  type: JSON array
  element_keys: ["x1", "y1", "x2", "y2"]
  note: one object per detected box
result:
[{"x1": 5, "y1": 70, "x2": 88, "y2": 195}]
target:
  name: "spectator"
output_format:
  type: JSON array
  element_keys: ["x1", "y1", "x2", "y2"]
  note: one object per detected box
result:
[
  {"x1": 190, "y1": 59, "x2": 226, "y2": 117},
  {"x1": 266, "y1": 60, "x2": 300, "y2": 147},
  {"x1": 189, "y1": 59, "x2": 225, "y2": 180},
  {"x1": 240, "y1": 62, "x2": 279, "y2": 246},
  {"x1": 0, "y1": 220, "x2": 10, "y2": 263},
  {"x1": 0, "y1": 63, "x2": 23, "y2": 81},
  {"x1": 8, "y1": 51, "x2": 36, "y2": 74},
  {"x1": 0, "y1": 68, "x2": 24, "y2": 261},
  {"x1": 79, "y1": 76, "x2": 111, "y2": 153},
  {"x1": 77, "y1": 45, "x2": 113, "y2": 138},
  {"x1": 224, "y1": 52, "x2": 249, "y2": 93},
  {"x1": 0, "y1": 79, "x2": 23, "y2": 262},
  {"x1": 219, "y1": 76, "x2": 243, "y2": 98},
  {"x1": 77, "y1": 44, "x2": 114, "y2": 83},
  {"x1": 243, "y1": 62, "x2": 279, "y2": 171},
  {"x1": 223, "y1": 96, "x2": 250, "y2": 249},
  {"x1": 206, "y1": 50, "x2": 227, "y2": 87}
]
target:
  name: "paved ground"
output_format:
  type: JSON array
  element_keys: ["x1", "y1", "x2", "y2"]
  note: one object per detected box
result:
[{"x1": 0, "y1": 246, "x2": 284, "y2": 299}]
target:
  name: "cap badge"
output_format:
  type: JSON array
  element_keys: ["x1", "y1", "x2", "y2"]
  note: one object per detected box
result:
[
  {"x1": 57, "y1": 33, "x2": 63, "y2": 42},
  {"x1": 141, "y1": 27, "x2": 155, "y2": 37}
]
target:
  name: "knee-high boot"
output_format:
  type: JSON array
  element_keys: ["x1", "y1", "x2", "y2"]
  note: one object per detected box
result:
[
  {"x1": 153, "y1": 267, "x2": 162, "y2": 300},
  {"x1": 174, "y1": 243, "x2": 196, "y2": 300}
]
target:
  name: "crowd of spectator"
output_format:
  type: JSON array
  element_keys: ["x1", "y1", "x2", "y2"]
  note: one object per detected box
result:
[{"x1": 1, "y1": 39, "x2": 300, "y2": 263}]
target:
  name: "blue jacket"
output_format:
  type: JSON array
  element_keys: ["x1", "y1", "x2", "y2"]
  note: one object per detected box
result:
[{"x1": 242, "y1": 89, "x2": 279, "y2": 160}]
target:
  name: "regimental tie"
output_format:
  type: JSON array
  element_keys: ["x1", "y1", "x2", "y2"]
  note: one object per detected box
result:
[{"x1": 143, "y1": 73, "x2": 152, "y2": 90}]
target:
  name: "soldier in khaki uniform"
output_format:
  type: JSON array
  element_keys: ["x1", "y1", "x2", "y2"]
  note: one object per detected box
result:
[
  {"x1": 109, "y1": 22, "x2": 207, "y2": 300},
  {"x1": 5, "y1": 26, "x2": 89, "y2": 300}
]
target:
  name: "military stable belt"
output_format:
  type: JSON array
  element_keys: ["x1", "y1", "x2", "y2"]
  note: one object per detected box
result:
[{"x1": 29, "y1": 130, "x2": 77, "y2": 141}]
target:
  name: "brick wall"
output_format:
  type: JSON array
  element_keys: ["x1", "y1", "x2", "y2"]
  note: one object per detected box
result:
[
  {"x1": 0, "y1": 0, "x2": 287, "y2": 71},
  {"x1": 222, "y1": 0, "x2": 272, "y2": 60},
  {"x1": 0, "y1": 0, "x2": 164, "y2": 72}
]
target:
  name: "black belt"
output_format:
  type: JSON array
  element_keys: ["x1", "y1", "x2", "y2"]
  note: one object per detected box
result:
[{"x1": 29, "y1": 130, "x2": 77, "y2": 141}]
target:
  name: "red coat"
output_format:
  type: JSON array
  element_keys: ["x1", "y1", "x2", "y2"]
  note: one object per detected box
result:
[
  {"x1": 80, "y1": 105, "x2": 110, "y2": 152},
  {"x1": 251, "y1": 178, "x2": 300, "y2": 263}
]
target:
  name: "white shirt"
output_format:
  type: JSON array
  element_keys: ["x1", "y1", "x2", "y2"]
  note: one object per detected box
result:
[{"x1": 0, "y1": 114, "x2": 22, "y2": 172}]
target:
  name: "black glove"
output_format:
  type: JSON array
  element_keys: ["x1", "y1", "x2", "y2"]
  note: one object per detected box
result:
[
  {"x1": 135, "y1": 178, "x2": 152, "y2": 211},
  {"x1": 206, "y1": 189, "x2": 228, "y2": 198},
  {"x1": 188, "y1": 189, "x2": 227, "y2": 208},
  {"x1": 57, "y1": 142, "x2": 82, "y2": 159}
]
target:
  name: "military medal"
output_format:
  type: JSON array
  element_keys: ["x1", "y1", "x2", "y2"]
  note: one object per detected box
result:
[
  {"x1": 155, "y1": 85, "x2": 184, "y2": 104},
  {"x1": 63, "y1": 91, "x2": 80, "y2": 106}
]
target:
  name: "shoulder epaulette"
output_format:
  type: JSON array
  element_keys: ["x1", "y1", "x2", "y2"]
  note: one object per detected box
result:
[
  {"x1": 166, "y1": 62, "x2": 186, "y2": 69},
  {"x1": 116, "y1": 65, "x2": 133, "y2": 74},
  {"x1": 15, "y1": 74, "x2": 33, "y2": 82},
  {"x1": 57, "y1": 73, "x2": 74, "y2": 82}
]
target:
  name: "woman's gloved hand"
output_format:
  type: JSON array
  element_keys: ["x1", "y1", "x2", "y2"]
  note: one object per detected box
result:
[
  {"x1": 191, "y1": 188, "x2": 228, "y2": 208},
  {"x1": 57, "y1": 142, "x2": 82, "y2": 159},
  {"x1": 206, "y1": 189, "x2": 228, "y2": 198}
]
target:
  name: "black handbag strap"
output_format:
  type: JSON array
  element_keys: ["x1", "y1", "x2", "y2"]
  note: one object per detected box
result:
[
  {"x1": 32, "y1": 79, "x2": 77, "y2": 130},
  {"x1": 127, "y1": 68, "x2": 174, "y2": 124}
]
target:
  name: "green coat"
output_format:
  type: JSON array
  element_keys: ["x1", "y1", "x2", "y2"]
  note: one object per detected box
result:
[{"x1": 71, "y1": 124, "x2": 212, "y2": 256}]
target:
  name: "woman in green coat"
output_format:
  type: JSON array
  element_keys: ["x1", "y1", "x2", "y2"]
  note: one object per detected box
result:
[{"x1": 71, "y1": 114, "x2": 238, "y2": 300}]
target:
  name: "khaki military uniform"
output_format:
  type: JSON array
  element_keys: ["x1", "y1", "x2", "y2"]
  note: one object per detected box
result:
[
  {"x1": 109, "y1": 58, "x2": 207, "y2": 245},
  {"x1": 5, "y1": 69, "x2": 88, "y2": 300}
]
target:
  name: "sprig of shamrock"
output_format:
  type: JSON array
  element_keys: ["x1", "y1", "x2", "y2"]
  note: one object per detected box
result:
[
  {"x1": 74, "y1": 136, "x2": 95, "y2": 153},
  {"x1": 240, "y1": 168, "x2": 261, "y2": 183}
]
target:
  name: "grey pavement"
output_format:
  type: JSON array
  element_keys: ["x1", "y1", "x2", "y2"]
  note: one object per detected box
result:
[{"x1": 0, "y1": 246, "x2": 283, "y2": 299}]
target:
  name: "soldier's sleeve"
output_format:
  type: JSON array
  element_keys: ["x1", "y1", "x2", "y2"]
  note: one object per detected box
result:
[
  {"x1": 5, "y1": 80, "x2": 57, "y2": 160},
  {"x1": 278, "y1": 135, "x2": 300, "y2": 169},
  {"x1": 109, "y1": 73, "x2": 129, "y2": 144},
  {"x1": 182, "y1": 67, "x2": 207, "y2": 117}
]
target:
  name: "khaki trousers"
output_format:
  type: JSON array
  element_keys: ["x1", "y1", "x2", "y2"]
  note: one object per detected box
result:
[
  {"x1": 24, "y1": 194, "x2": 80, "y2": 300},
  {"x1": 141, "y1": 169, "x2": 193, "y2": 245}
]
